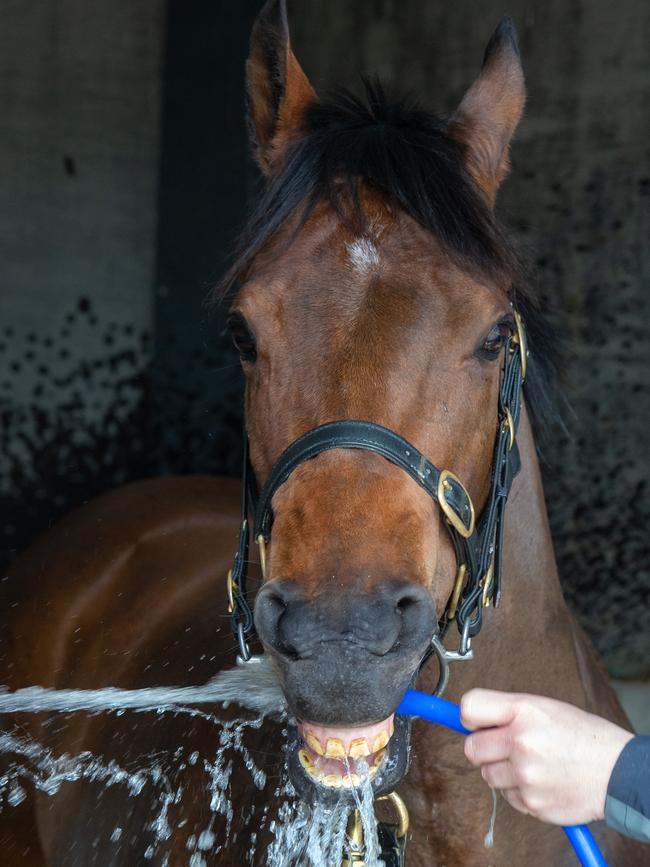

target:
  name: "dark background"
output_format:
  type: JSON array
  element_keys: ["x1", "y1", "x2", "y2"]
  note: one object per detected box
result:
[{"x1": 1, "y1": 0, "x2": 648, "y2": 677}]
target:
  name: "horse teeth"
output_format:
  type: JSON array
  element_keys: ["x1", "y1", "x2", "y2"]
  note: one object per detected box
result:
[
  {"x1": 305, "y1": 765, "x2": 323, "y2": 782},
  {"x1": 324, "y1": 737, "x2": 346, "y2": 758},
  {"x1": 389, "y1": 718, "x2": 394, "y2": 736},
  {"x1": 298, "y1": 748, "x2": 313, "y2": 768},
  {"x1": 304, "y1": 732, "x2": 324, "y2": 755},
  {"x1": 323, "y1": 774, "x2": 342, "y2": 788},
  {"x1": 372, "y1": 748, "x2": 386, "y2": 768},
  {"x1": 372, "y1": 731, "x2": 389, "y2": 752},
  {"x1": 349, "y1": 738, "x2": 371, "y2": 758}
]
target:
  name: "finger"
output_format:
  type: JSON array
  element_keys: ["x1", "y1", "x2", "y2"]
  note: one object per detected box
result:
[
  {"x1": 481, "y1": 760, "x2": 517, "y2": 790},
  {"x1": 500, "y1": 787, "x2": 529, "y2": 816},
  {"x1": 460, "y1": 688, "x2": 521, "y2": 730},
  {"x1": 464, "y1": 728, "x2": 513, "y2": 766}
]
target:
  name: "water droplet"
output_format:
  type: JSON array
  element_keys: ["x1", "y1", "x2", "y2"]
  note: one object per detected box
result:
[
  {"x1": 8, "y1": 785, "x2": 26, "y2": 806},
  {"x1": 197, "y1": 830, "x2": 215, "y2": 851}
]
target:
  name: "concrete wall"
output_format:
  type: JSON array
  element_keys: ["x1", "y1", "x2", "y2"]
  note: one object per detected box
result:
[{"x1": 0, "y1": 0, "x2": 164, "y2": 553}]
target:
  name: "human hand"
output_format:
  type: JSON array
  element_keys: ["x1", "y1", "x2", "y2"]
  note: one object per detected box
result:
[{"x1": 460, "y1": 688, "x2": 634, "y2": 826}]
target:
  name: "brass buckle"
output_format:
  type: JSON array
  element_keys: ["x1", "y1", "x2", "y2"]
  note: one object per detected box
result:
[
  {"x1": 446, "y1": 563, "x2": 467, "y2": 621},
  {"x1": 437, "y1": 470, "x2": 475, "y2": 539},
  {"x1": 512, "y1": 310, "x2": 527, "y2": 380},
  {"x1": 480, "y1": 559, "x2": 494, "y2": 608},
  {"x1": 226, "y1": 569, "x2": 238, "y2": 614},
  {"x1": 503, "y1": 407, "x2": 515, "y2": 450},
  {"x1": 256, "y1": 534, "x2": 267, "y2": 579},
  {"x1": 342, "y1": 810, "x2": 365, "y2": 865},
  {"x1": 342, "y1": 792, "x2": 409, "y2": 867},
  {"x1": 376, "y1": 791, "x2": 410, "y2": 839}
]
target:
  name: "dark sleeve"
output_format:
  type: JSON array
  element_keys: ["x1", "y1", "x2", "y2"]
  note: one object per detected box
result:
[{"x1": 604, "y1": 735, "x2": 650, "y2": 844}]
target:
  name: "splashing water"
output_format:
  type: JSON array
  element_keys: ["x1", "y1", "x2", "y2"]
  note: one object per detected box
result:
[
  {"x1": 265, "y1": 776, "x2": 381, "y2": 867},
  {"x1": 0, "y1": 704, "x2": 269, "y2": 862},
  {"x1": 0, "y1": 659, "x2": 388, "y2": 866},
  {"x1": 0, "y1": 658, "x2": 287, "y2": 716}
]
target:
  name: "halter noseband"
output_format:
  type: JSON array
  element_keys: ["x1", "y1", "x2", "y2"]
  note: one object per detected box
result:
[{"x1": 227, "y1": 311, "x2": 527, "y2": 694}]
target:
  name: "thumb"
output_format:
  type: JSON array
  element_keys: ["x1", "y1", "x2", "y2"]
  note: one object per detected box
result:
[{"x1": 460, "y1": 688, "x2": 521, "y2": 730}]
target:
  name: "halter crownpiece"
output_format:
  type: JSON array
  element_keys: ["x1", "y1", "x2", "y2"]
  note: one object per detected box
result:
[{"x1": 227, "y1": 310, "x2": 527, "y2": 690}]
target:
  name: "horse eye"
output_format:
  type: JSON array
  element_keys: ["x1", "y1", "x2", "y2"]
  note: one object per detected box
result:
[
  {"x1": 228, "y1": 315, "x2": 257, "y2": 362},
  {"x1": 477, "y1": 321, "x2": 514, "y2": 360}
]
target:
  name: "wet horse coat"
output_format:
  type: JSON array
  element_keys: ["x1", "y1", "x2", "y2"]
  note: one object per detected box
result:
[{"x1": 0, "y1": 2, "x2": 645, "y2": 864}]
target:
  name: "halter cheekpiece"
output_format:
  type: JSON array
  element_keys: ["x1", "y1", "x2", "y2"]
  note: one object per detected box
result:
[{"x1": 227, "y1": 310, "x2": 527, "y2": 695}]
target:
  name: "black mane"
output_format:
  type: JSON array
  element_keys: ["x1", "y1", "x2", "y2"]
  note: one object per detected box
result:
[
  {"x1": 220, "y1": 79, "x2": 518, "y2": 287},
  {"x1": 216, "y1": 79, "x2": 560, "y2": 441}
]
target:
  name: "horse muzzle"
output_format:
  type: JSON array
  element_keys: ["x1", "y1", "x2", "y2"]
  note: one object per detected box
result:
[
  {"x1": 254, "y1": 578, "x2": 436, "y2": 721},
  {"x1": 253, "y1": 578, "x2": 434, "y2": 802}
]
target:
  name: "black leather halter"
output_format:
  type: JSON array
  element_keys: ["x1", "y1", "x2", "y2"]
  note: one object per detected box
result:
[{"x1": 227, "y1": 311, "x2": 527, "y2": 688}]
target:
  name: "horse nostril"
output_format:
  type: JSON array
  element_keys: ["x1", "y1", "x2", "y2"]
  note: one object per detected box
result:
[
  {"x1": 254, "y1": 581, "x2": 305, "y2": 661},
  {"x1": 390, "y1": 585, "x2": 436, "y2": 650},
  {"x1": 265, "y1": 589, "x2": 287, "y2": 616},
  {"x1": 395, "y1": 593, "x2": 420, "y2": 614}
]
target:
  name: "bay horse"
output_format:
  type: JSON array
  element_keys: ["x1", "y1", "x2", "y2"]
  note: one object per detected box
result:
[{"x1": 0, "y1": 1, "x2": 644, "y2": 864}]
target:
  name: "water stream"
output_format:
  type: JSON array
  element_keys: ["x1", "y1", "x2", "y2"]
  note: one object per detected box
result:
[{"x1": 0, "y1": 660, "x2": 384, "y2": 866}]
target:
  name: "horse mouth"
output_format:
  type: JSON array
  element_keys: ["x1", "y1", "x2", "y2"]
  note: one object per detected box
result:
[{"x1": 286, "y1": 713, "x2": 411, "y2": 804}]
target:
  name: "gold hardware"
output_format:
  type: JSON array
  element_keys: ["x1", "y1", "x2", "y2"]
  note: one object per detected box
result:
[
  {"x1": 341, "y1": 809, "x2": 366, "y2": 866},
  {"x1": 503, "y1": 407, "x2": 515, "y2": 450},
  {"x1": 340, "y1": 792, "x2": 409, "y2": 866},
  {"x1": 446, "y1": 563, "x2": 467, "y2": 621},
  {"x1": 226, "y1": 569, "x2": 237, "y2": 614},
  {"x1": 480, "y1": 559, "x2": 494, "y2": 608},
  {"x1": 512, "y1": 310, "x2": 527, "y2": 380},
  {"x1": 437, "y1": 470, "x2": 475, "y2": 539},
  {"x1": 376, "y1": 791, "x2": 410, "y2": 839},
  {"x1": 256, "y1": 534, "x2": 267, "y2": 579}
]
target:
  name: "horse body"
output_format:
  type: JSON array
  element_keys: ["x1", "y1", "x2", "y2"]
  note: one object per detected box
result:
[{"x1": 1, "y1": 1, "x2": 645, "y2": 863}]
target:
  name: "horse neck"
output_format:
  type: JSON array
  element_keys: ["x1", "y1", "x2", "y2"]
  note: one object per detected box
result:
[{"x1": 424, "y1": 404, "x2": 586, "y2": 700}]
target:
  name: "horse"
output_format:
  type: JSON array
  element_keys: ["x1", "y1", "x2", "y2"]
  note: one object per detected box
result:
[{"x1": 0, "y1": 1, "x2": 644, "y2": 864}]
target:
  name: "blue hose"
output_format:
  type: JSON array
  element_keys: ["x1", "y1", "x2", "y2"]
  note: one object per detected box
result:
[{"x1": 396, "y1": 689, "x2": 607, "y2": 867}]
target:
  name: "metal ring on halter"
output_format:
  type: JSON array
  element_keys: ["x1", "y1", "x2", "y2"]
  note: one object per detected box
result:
[
  {"x1": 236, "y1": 622, "x2": 252, "y2": 663},
  {"x1": 430, "y1": 634, "x2": 451, "y2": 697},
  {"x1": 376, "y1": 791, "x2": 410, "y2": 839},
  {"x1": 459, "y1": 618, "x2": 472, "y2": 656},
  {"x1": 429, "y1": 624, "x2": 474, "y2": 697}
]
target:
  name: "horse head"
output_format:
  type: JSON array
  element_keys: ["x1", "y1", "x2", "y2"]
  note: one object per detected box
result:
[{"x1": 223, "y1": 0, "x2": 530, "y2": 803}]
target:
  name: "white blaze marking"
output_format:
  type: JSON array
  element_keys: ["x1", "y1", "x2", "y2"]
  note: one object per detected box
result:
[{"x1": 346, "y1": 237, "x2": 380, "y2": 276}]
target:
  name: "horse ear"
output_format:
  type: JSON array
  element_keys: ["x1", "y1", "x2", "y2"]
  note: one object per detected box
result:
[
  {"x1": 246, "y1": 0, "x2": 317, "y2": 175},
  {"x1": 449, "y1": 17, "x2": 525, "y2": 206}
]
